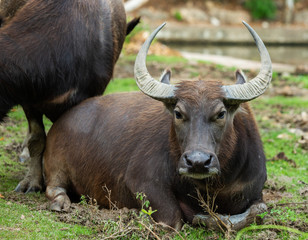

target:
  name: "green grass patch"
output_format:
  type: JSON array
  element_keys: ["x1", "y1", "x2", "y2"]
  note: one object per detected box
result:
[
  {"x1": 262, "y1": 129, "x2": 307, "y2": 188},
  {"x1": 283, "y1": 75, "x2": 308, "y2": 89},
  {"x1": 252, "y1": 96, "x2": 308, "y2": 112},
  {"x1": 0, "y1": 199, "x2": 94, "y2": 239},
  {"x1": 105, "y1": 78, "x2": 139, "y2": 95}
]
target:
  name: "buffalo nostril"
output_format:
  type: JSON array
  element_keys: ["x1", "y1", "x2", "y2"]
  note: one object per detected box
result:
[
  {"x1": 204, "y1": 155, "x2": 213, "y2": 167},
  {"x1": 184, "y1": 155, "x2": 193, "y2": 167}
]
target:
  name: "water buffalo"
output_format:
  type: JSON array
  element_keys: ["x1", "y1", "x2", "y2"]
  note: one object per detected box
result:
[
  {"x1": 0, "y1": 0, "x2": 139, "y2": 193},
  {"x1": 44, "y1": 22, "x2": 271, "y2": 230}
]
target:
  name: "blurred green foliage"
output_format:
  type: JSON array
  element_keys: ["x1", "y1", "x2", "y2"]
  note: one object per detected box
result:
[
  {"x1": 244, "y1": 0, "x2": 277, "y2": 20},
  {"x1": 174, "y1": 11, "x2": 183, "y2": 21}
]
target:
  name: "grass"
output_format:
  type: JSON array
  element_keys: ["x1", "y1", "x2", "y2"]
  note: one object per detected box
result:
[
  {"x1": 0, "y1": 55, "x2": 307, "y2": 239},
  {"x1": 0, "y1": 198, "x2": 94, "y2": 239},
  {"x1": 253, "y1": 96, "x2": 308, "y2": 111},
  {"x1": 105, "y1": 78, "x2": 138, "y2": 95},
  {"x1": 282, "y1": 74, "x2": 308, "y2": 89},
  {"x1": 262, "y1": 130, "x2": 307, "y2": 196}
]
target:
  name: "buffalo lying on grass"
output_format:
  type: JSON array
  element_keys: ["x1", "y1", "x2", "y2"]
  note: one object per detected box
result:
[{"x1": 44, "y1": 22, "x2": 271, "y2": 230}]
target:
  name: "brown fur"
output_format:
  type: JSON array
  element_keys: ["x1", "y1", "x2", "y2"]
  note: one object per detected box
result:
[
  {"x1": 44, "y1": 80, "x2": 267, "y2": 229},
  {"x1": 0, "y1": 0, "x2": 27, "y2": 26},
  {"x1": 0, "y1": 0, "x2": 133, "y2": 193}
]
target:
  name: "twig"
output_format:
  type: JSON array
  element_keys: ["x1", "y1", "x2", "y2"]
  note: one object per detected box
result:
[
  {"x1": 196, "y1": 188, "x2": 231, "y2": 234},
  {"x1": 138, "y1": 221, "x2": 161, "y2": 240},
  {"x1": 156, "y1": 222, "x2": 185, "y2": 240},
  {"x1": 102, "y1": 185, "x2": 118, "y2": 210},
  {"x1": 102, "y1": 227, "x2": 138, "y2": 240}
]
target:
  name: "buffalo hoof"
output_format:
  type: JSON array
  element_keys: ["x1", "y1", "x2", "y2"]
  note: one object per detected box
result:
[
  {"x1": 46, "y1": 186, "x2": 71, "y2": 212},
  {"x1": 192, "y1": 202, "x2": 267, "y2": 231},
  {"x1": 14, "y1": 174, "x2": 44, "y2": 193},
  {"x1": 50, "y1": 194, "x2": 71, "y2": 212}
]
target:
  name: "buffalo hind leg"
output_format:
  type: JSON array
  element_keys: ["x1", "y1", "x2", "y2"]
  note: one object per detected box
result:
[
  {"x1": 46, "y1": 186, "x2": 71, "y2": 212},
  {"x1": 15, "y1": 107, "x2": 45, "y2": 193}
]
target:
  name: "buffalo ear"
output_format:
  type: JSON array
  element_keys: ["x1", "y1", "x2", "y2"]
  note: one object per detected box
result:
[
  {"x1": 160, "y1": 68, "x2": 175, "y2": 113},
  {"x1": 235, "y1": 69, "x2": 247, "y2": 85},
  {"x1": 160, "y1": 68, "x2": 172, "y2": 84},
  {"x1": 126, "y1": 17, "x2": 141, "y2": 35}
]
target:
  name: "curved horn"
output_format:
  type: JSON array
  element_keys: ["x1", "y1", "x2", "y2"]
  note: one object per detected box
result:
[
  {"x1": 134, "y1": 23, "x2": 176, "y2": 103},
  {"x1": 221, "y1": 21, "x2": 272, "y2": 104}
]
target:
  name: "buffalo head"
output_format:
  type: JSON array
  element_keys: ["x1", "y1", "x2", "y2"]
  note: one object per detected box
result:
[{"x1": 134, "y1": 22, "x2": 272, "y2": 180}]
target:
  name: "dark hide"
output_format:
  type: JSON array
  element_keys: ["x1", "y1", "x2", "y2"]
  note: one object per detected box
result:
[
  {"x1": 44, "y1": 80, "x2": 267, "y2": 229},
  {"x1": 0, "y1": 0, "x2": 130, "y2": 193},
  {"x1": 0, "y1": 0, "x2": 27, "y2": 26}
]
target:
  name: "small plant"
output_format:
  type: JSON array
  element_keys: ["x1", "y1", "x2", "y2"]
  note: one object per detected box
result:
[
  {"x1": 79, "y1": 195, "x2": 88, "y2": 206},
  {"x1": 136, "y1": 192, "x2": 157, "y2": 217},
  {"x1": 257, "y1": 211, "x2": 268, "y2": 219},
  {"x1": 270, "y1": 207, "x2": 298, "y2": 223},
  {"x1": 245, "y1": 0, "x2": 277, "y2": 20}
]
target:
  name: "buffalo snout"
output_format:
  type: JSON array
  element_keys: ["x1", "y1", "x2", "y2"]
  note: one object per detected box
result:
[{"x1": 178, "y1": 150, "x2": 220, "y2": 179}]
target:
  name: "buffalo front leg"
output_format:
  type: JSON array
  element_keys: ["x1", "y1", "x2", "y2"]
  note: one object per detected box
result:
[
  {"x1": 15, "y1": 107, "x2": 46, "y2": 193},
  {"x1": 192, "y1": 201, "x2": 267, "y2": 231}
]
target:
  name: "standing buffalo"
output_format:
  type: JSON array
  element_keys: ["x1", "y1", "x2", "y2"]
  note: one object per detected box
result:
[
  {"x1": 0, "y1": 0, "x2": 138, "y2": 193},
  {"x1": 44, "y1": 22, "x2": 271, "y2": 229}
]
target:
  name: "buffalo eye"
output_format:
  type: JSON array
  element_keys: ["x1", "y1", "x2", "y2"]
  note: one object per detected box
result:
[
  {"x1": 217, "y1": 111, "x2": 226, "y2": 119},
  {"x1": 174, "y1": 110, "x2": 183, "y2": 119}
]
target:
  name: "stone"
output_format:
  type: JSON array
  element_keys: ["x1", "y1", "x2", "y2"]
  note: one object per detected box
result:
[
  {"x1": 138, "y1": 8, "x2": 169, "y2": 22},
  {"x1": 294, "y1": 9, "x2": 308, "y2": 25},
  {"x1": 209, "y1": 7, "x2": 251, "y2": 25},
  {"x1": 173, "y1": 7, "x2": 209, "y2": 24}
]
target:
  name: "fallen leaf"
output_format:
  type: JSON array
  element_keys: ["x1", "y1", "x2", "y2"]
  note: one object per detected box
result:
[
  {"x1": 0, "y1": 194, "x2": 4, "y2": 199},
  {"x1": 20, "y1": 215, "x2": 25, "y2": 220},
  {"x1": 60, "y1": 228, "x2": 69, "y2": 231},
  {"x1": 298, "y1": 135, "x2": 308, "y2": 150},
  {"x1": 0, "y1": 137, "x2": 4, "y2": 141},
  {"x1": 277, "y1": 133, "x2": 292, "y2": 140},
  {"x1": 299, "y1": 187, "x2": 308, "y2": 197},
  {"x1": 268, "y1": 152, "x2": 297, "y2": 168}
]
